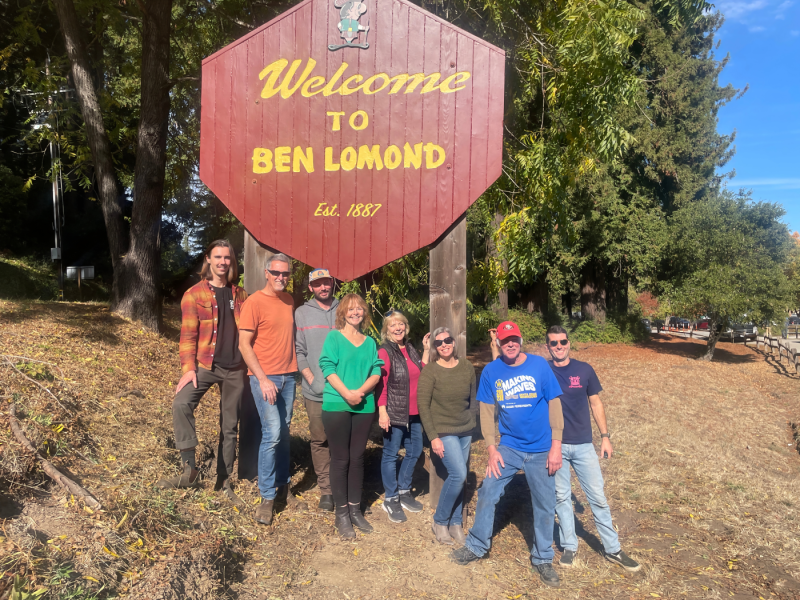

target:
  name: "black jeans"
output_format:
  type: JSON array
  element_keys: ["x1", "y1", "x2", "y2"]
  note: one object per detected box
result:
[
  {"x1": 172, "y1": 365, "x2": 246, "y2": 481},
  {"x1": 321, "y1": 410, "x2": 374, "y2": 507}
]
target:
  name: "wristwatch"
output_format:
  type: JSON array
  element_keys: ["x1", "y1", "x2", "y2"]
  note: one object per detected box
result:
[{"x1": 600, "y1": 433, "x2": 611, "y2": 439}]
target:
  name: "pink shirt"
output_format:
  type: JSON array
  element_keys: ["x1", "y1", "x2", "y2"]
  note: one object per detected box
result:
[{"x1": 377, "y1": 347, "x2": 423, "y2": 415}]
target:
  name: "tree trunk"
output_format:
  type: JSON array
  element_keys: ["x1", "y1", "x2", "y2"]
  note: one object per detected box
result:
[
  {"x1": 580, "y1": 258, "x2": 606, "y2": 322},
  {"x1": 51, "y1": 0, "x2": 126, "y2": 285},
  {"x1": 113, "y1": 0, "x2": 172, "y2": 331},
  {"x1": 520, "y1": 278, "x2": 548, "y2": 314},
  {"x1": 701, "y1": 318, "x2": 724, "y2": 361},
  {"x1": 488, "y1": 212, "x2": 508, "y2": 319}
]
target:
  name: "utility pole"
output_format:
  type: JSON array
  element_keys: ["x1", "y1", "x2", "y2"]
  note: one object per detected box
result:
[{"x1": 46, "y1": 55, "x2": 65, "y2": 300}]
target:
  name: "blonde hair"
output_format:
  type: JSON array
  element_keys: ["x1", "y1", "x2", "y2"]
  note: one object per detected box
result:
[
  {"x1": 199, "y1": 240, "x2": 238, "y2": 285},
  {"x1": 335, "y1": 294, "x2": 371, "y2": 331},
  {"x1": 380, "y1": 310, "x2": 410, "y2": 343}
]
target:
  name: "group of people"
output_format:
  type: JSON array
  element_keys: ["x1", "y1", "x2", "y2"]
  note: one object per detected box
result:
[{"x1": 158, "y1": 239, "x2": 640, "y2": 588}]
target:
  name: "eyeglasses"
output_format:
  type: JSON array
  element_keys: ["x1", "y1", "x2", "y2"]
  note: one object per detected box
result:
[
  {"x1": 433, "y1": 337, "x2": 455, "y2": 348},
  {"x1": 548, "y1": 339, "x2": 569, "y2": 347},
  {"x1": 267, "y1": 269, "x2": 291, "y2": 279}
]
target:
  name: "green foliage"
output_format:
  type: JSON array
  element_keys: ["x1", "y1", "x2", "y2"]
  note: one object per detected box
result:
[
  {"x1": 508, "y1": 309, "x2": 549, "y2": 343},
  {"x1": 0, "y1": 255, "x2": 58, "y2": 300},
  {"x1": 16, "y1": 362, "x2": 54, "y2": 382},
  {"x1": 571, "y1": 313, "x2": 649, "y2": 344},
  {"x1": 660, "y1": 192, "x2": 793, "y2": 357},
  {"x1": 466, "y1": 304, "x2": 500, "y2": 346}
]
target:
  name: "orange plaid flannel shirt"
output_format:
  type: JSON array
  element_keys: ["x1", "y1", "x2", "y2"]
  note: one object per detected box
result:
[{"x1": 179, "y1": 280, "x2": 248, "y2": 374}]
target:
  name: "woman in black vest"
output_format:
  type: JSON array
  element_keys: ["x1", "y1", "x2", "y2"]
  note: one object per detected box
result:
[{"x1": 377, "y1": 310, "x2": 430, "y2": 523}]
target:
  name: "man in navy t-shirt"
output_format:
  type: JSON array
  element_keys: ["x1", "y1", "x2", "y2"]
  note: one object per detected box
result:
[
  {"x1": 546, "y1": 325, "x2": 640, "y2": 572},
  {"x1": 451, "y1": 321, "x2": 566, "y2": 589}
]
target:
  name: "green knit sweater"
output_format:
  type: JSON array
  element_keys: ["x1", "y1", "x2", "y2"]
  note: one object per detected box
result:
[{"x1": 416, "y1": 359, "x2": 476, "y2": 440}]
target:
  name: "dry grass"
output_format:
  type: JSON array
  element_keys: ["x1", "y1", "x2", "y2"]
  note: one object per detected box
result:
[{"x1": 1, "y1": 298, "x2": 800, "y2": 600}]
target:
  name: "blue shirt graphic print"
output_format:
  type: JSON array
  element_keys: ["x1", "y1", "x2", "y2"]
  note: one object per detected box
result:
[{"x1": 477, "y1": 354, "x2": 564, "y2": 453}]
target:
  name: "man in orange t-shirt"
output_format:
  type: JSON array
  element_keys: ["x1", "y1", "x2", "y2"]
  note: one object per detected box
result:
[{"x1": 239, "y1": 253, "x2": 306, "y2": 526}]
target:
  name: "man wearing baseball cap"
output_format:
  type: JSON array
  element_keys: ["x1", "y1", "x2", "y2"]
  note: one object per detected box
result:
[
  {"x1": 295, "y1": 268, "x2": 338, "y2": 511},
  {"x1": 451, "y1": 321, "x2": 566, "y2": 588}
]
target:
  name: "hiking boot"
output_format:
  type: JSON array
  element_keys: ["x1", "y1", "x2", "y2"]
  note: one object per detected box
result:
[
  {"x1": 318, "y1": 494, "x2": 334, "y2": 512},
  {"x1": 278, "y1": 484, "x2": 308, "y2": 511},
  {"x1": 534, "y1": 563, "x2": 560, "y2": 588},
  {"x1": 448, "y1": 524, "x2": 466, "y2": 545},
  {"x1": 348, "y1": 504, "x2": 373, "y2": 533},
  {"x1": 399, "y1": 491, "x2": 423, "y2": 513},
  {"x1": 335, "y1": 505, "x2": 355, "y2": 539},
  {"x1": 254, "y1": 499, "x2": 274, "y2": 526},
  {"x1": 560, "y1": 549, "x2": 577, "y2": 567},
  {"x1": 432, "y1": 523, "x2": 454, "y2": 545},
  {"x1": 156, "y1": 462, "x2": 200, "y2": 490},
  {"x1": 450, "y1": 545, "x2": 481, "y2": 565},
  {"x1": 605, "y1": 549, "x2": 641, "y2": 572},
  {"x1": 381, "y1": 497, "x2": 407, "y2": 523},
  {"x1": 221, "y1": 479, "x2": 245, "y2": 508}
]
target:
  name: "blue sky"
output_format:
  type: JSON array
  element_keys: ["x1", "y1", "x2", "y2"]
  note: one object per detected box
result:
[{"x1": 714, "y1": 0, "x2": 800, "y2": 233}]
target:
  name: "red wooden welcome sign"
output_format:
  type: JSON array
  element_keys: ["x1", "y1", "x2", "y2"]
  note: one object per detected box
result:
[{"x1": 199, "y1": 0, "x2": 505, "y2": 281}]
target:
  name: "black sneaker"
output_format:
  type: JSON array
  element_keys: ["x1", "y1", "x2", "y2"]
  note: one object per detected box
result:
[
  {"x1": 605, "y1": 550, "x2": 641, "y2": 572},
  {"x1": 399, "y1": 491, "x2": 423, "y2": 513},
  {"x1": 450, "y1": 545, "x2": 481, "y2": 565},
  {"x1": 559, "y1": 549, "x2": 577, "y2": 567},
  {"x1": 381, "y1": 497, "x2": 407, "y2": 523},
  {"x1": 534, "y1": 563, "x2": 560, "y2": 588}
]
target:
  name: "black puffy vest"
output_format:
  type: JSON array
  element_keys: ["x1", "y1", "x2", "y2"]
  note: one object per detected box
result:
[{"x1": 379, "y1": 341, "x2": 423, "y2": 427}]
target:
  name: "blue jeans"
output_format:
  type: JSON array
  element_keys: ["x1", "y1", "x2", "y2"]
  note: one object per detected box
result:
[
  {"x1": 381, "y1": 416, "x2": 424, "y2": 499},
  {"x1": 433, "y1": 435, "x2": 471, "y2": 526},
  {"x1": 555, "y1": 443, "x2": 620, "y2": 554},
  {"x1": 249, "y1": 374, "x2": 296, "y2": 500},
  {"x1": 465, "y1": 445, "x2": 555, "y2": 565}
]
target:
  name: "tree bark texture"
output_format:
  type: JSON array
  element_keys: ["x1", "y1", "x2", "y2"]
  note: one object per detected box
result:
[
  {"x1": 113, "y1": 0, "x2": 172, "y2": 331},
  {"x1": 605, "y1": 266, "x2": 628, "y2": 314},
  {"x1": 702, "y1": 318, "x2": 723, "y2": 361},
  {"x1": 51, "y1": 0, "x2": 126, "y2": 281},
  {"x1": 520, "y1": 278, "x2": 549, "y2": 314},
  {"x1": 488, "y1": 212, "x2": 508, "y2": 319},
  {"x1": 243, "y1": 230, "x2": 274, "y2": 294},
  {"x1": 580, "y1": 258, "x2": 607, "y2": 322}
]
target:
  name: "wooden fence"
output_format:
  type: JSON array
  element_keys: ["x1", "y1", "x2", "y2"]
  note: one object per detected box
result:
[{"x1": 748, "y1": 328, "x2": 799, "y2": 372}]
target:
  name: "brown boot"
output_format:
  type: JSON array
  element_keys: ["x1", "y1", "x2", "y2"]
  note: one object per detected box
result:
[
  {"x1": 448, "y1": 524, "x2": 466, "y2": 545},
  {"x1": 278, "y1": 484, "x2": 308, "y2": 511},
  {"x1": 156, "y1": 462, "x2": 200, "y2": 490},
  {"x1": 254, "y1": 499, "x2": 274, "y2": 525},
  {"x1": 432, "y1": 523, "x2": 454, "y2": 545}
]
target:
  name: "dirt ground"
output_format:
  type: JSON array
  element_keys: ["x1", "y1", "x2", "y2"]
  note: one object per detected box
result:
[{"x1": 2, "y1": 299, "x2": 800, "y2": 600}]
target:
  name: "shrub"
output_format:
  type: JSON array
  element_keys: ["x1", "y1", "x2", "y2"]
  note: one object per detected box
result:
[
  {"x1": 508, "y1": 309, "x2": 548, "y2": 342},
  {"x1": 467, "y1": 304, "x2": 500, "y2": 345},
  {"x1": 571, "y1": 313, "x2": 649, "y2": 344}
]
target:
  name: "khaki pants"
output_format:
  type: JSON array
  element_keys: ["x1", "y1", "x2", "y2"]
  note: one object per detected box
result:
[
  {"x1": 172, "y1": 365, "x2": 246, "y2": 482},
  {"x1": 304, "y1": 398, "x2": 331, "y2": 495}
]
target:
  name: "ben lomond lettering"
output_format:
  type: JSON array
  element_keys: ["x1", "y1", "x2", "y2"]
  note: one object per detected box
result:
[{"x1": 259, "y1": 58, "x2": 471, "y2": 99}]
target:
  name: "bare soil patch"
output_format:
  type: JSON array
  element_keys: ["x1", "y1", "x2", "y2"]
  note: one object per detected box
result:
[{"x1": 2, "y1": 299, "x2": 800, "y2": 599}]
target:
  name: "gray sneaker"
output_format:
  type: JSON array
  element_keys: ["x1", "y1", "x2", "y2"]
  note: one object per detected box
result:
[
  {"x1": 559, "y1": 549, "x2": 577, "y2": 567},
  {"x1": 381, "y1": 497, "x2": 407, "y2": 523},
  {"x1": 605, "y1": 550, "x2": 641, "y2": 572},
  {"x1": 534, "y1": 563, "x2": 560, "y2": 588}
]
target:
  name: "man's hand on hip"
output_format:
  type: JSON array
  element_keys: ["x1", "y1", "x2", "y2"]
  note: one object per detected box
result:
[
  {"x1": 599, "y1": 437, "x2": 613, "y2": 459},
  {"x1": 176, "y1": 370, "x2": 197, "y2": 394},
  {"x1": 485, "y1": 445, "x2": 505, "y2": 479},
  {"x1": 258, "y1": 377, "x2": 278, "y2": 405},
  {"x1": 547, "y1": 440, "x2": 563, "y2": 475}
]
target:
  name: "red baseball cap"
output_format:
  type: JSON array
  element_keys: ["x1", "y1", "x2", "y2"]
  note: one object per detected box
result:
[{"x1": 496, "y1": 321, "x2": 522, "y2": 340}]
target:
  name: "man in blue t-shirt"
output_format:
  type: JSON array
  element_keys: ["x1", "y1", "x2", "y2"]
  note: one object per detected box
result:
[
  {"x1": 450, "y1": 321, "x2": 566, "y2": 588},
  {"x1": 545, "y1": 325, "x2": 640, "y2": 572}
]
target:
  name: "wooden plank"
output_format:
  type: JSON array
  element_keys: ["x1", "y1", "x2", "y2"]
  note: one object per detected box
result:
[
  {"x1": 212, "y1": 50, "x2": 234, "y2": 211},
  {"x1": 430, "y1": 214, "x2": 467, "y2": 356},
  {"x1": 486, "y1": 49, "x2": 505, "y2": 184},
  {"x1": 199, "y1": 61, "x2": 216, "y2": 191},
  {"x1": 418, "y1": 16, "x2": 441, "y2": 248},
  {"x1": 227, "y1": 44, "x2": 249, "y2": 223},
  {"x1": 243, "y1": 39, "x2": 263, "y2": 232},
  {"x1": 274, "y1": 13, "x2": 297, "y2": 255},
  {"x1": 292, "y1": 3, "x2": 313, "y2": 260},
  {"x1": 402, "y1": 6, "x2": 425, "y2": 256},
  {"x1": 258, "y1": 25, "x2": 280, "y2": 248},
  {"x1": 469, "y1": 43, "x2": 490, "y2": 202},
  {"x1": 452, "y1": 38, "x2": 474, "y2": 216},
  {"x1": 435, "y1": 23, "x2": 457, "y2": 240}
]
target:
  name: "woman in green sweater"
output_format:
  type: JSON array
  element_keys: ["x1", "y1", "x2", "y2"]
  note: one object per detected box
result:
[
  {"x1": 417, "y1": 327, "x2": 476, "y2": 546},
  {"x1": 318, "y1": 293, "x2": 383, "y2": 538}
]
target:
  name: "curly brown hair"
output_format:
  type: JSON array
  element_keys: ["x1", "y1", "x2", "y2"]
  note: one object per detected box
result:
[{"x1": 335, "y1": 293, "x2": 371, "y2": 331}]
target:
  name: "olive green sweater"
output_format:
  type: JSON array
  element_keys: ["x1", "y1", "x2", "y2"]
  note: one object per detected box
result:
[{"x1": 416, "y1": 359, "x2": 476, "y2": 440}]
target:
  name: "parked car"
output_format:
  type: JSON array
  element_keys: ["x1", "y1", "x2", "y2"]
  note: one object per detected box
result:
[
  {"x1": 641, "y1": 318, "x2": 652, "y2": 331},
  {"x1": 677, "y1": 318, "x2": 691, "y2": 330},
  {"x1": 653, "y1": 318, "x2": 665, "y2": 332},
  {"x1": 789, "y1": 315, "x2": 799, "y2": 325},
  {"x1": 721, "y1": 323, "x2": 757, "y2": 341},
  {"x1": 694, "y1": 317, "x2": 710, "y2": 330}
]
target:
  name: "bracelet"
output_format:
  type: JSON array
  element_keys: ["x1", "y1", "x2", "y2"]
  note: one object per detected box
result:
[{"x1": 600, "y1": 433, "x2": 611, "y2": 439}]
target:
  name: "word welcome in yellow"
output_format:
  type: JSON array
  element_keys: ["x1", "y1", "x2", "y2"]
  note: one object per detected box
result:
[
  {"x1": 259, "y1": 58, "x2": 471, "y2": 99},
  {"x1": 252, "y1": 142, "x2": 446, "y2": 174}
]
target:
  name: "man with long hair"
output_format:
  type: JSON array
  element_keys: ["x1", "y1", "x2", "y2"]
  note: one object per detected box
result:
[{"x1": 158, "y1": 240, "x2": 248, "y2": 506}]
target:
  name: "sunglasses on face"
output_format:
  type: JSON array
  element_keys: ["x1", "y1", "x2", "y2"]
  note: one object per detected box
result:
[
  {"x1": 548, "y1": 339, "x2": 569, "y2": 347},
  {"x1": 433, "y1": 337, "x2": 455, "y2": 348},
  {"x1": 267, "y1": 269, "x2": 291, "y2": 278}
]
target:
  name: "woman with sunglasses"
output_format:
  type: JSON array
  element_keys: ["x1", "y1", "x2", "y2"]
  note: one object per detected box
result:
[
  {"x1": 376, "y1": 310, "x2": 431, "y2": 523},
  {"x1": 416, "y1": 327, "x2": 476, "y2": 545},
  {"x1": 318, "y1": 294, "x2": 383, "y2": 538}
]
